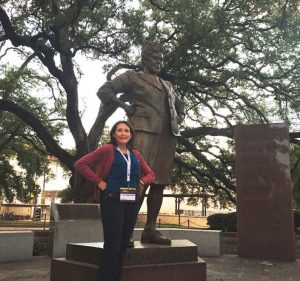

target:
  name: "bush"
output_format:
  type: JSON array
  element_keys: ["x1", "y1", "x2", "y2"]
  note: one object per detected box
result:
[
  {"x1": 207, "y1": 213, "x2": 226, "y2": 231},
  {"x1": 226, "y1": 212, "x2": 237, "y2": 232},
  {"x1": 207, "y1": 212, "x2": 237, "y2": 232},
  {"x1": 208, "y1": 210, "x2": 300, "y2": 232},
  {"x1": 33, "y1": 240, "x2": 48, "y2": 256},
  {"x1": 294, "y1": 210, "x2": 300, "y2": 229}
]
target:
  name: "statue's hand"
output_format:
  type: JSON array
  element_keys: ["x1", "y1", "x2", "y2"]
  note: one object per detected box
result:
[
  {"x1": 123, "y1": 104, "x2": 136, "y2": 117},
  {"x1": 111, "y1": 96, "x2": 135, "y2": 117},
  {"x1": 178, "y1": 112, "x2": 185, "y2": 124}
]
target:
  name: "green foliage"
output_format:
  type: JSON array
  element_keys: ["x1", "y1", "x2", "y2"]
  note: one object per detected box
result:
[
  {"x1": 208, "y1": 210, "x2": 300, "y2": 232},
  {"x1": 290, "y1": 144, "x2": 300, "y2": 208},
  {"x1": 33, "y1": 240, "x2": 48, "y2": 256},
  {"x1": 0, "y1": 135, "x2": 52, "y2": 203},
  {"x1": 207, "y1": 212, "x2": 237, "y2": 232},
  {"x1": 0, "y1": 65, "x2": 62, "y2": 202},
  {"x1": 294, "y1": 209, "x2": 300, "y2": 229},
  {"x1": 171, "y1": 138, "x2": 236, "y2": 208},
  {"x1": 0, "y1": 156, "x2": 23, "y2": 202},
  {"x1": 57, "y1": 186, "x2": 73, "y2": 203}
]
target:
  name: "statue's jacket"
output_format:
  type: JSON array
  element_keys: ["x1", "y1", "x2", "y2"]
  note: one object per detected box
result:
[{"x1": 97, "y1": 70, "x2": 185, "y2": 136}]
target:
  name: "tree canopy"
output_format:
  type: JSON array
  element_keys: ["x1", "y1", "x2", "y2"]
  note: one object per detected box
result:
[
  {"x1": 0, "y1": 111, "x2": 54, "y2": 203},
  {"x1": 1, "y1": 0, "x2": 300, "y2": 207}
]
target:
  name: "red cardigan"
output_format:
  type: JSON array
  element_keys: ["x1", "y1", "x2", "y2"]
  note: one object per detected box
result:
[{"x1": 75, "y1": 144, "x2": 155, "y2": 201}]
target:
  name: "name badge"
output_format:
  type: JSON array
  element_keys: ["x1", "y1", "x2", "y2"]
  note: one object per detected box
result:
[{"x1": 120, "y1": 187, "x2": 137, "y2": 202}]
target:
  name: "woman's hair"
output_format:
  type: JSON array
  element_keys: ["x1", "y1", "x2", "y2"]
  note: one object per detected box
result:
[
  {"x1": 141, "y1": 42, "x2": 163, "y2": 67},
  {"x1": 109, "y1": 120, "x2": 135, "y2": 149}
]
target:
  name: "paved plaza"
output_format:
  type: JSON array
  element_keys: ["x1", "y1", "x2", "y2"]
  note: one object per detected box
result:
[{"x1": 0, "y1": 255, "x2": 300, "y2": 281}]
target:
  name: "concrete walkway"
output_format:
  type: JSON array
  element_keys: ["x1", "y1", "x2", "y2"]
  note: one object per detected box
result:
[
  {"x1": 0, "y1": 256, "x2": 50, "y2": 281},
  {"x1": 0, "y1": 255, "x2": 300, "y2": 281},
  {"x1": 205, "y1": 255, "x2": 300, "y2": 281}
]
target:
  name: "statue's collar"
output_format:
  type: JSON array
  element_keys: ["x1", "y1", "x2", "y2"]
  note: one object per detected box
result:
[{"x1": 137, "y1": 71, "x2": 166, "y2": 92}]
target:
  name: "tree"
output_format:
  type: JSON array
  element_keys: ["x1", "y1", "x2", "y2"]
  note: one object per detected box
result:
[
  {"x1": 1, "y1": 0, "x2": 300, "y2": 206},
  {"x1": 0, "y1": 67, "x2": 61, "y2": 202},
  {"x1": 0, "y1": 107, "x2": 58, "y2": 203},
  {"x1": 0, "y1": 0, "x2": 136, "y2": 202}
]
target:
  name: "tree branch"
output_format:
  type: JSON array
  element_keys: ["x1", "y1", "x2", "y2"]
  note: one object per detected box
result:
[
  {"x1": 60, "y1": 54, "x2": 88, "y2": 154},
  {"x1": 175, "y1": 156, "x2": 236, "y2": 204},
  {"x1": 73, "y1": 43, "x2": 129, "y2": 57},
  {"x1": 0, "y1": 99, "x2": 74, "y2": 170},
  {"x1": 178, "y1": 136, "x2": 236, "y2": 192},
  {"x1": 20, "y1": 134, "x2": 51, "y2": 156},
  {"x1": 181, "y1": 126, "x2": 234, "y2": 138},
  {"x1": 88, "y1": 93, "x2": 129, "y2": 150},
  {"x1": 0, "y1": 7, "x2": 66, "y2": 84},
  {"x1": 106, "y1": 64, "x2": 140, "y2": 81}
]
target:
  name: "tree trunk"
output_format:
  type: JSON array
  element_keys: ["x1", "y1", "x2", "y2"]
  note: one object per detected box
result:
[{"x1": 71, "y1": 169, "x2": 95, "y2": 203}]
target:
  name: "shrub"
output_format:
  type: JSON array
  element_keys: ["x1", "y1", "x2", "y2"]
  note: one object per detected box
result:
[
  {"x1": 226, "y1": 212, "x2": 237, "y2": 232},
  {"x1": 294, "y1": 210, "x2": 300, "y2": 229},
  {"x1": 208, "y1": 210, "x2": 300, "y2": 232},
  {"x1": 33, "y1": 240, "x2": 48, "y2": 256},
  {"x1": 207, "y1": 213, "x2": 226, "y2": 231},
  {"x1": 207, "y1": 212, "x2": 237, "y2": 232}
]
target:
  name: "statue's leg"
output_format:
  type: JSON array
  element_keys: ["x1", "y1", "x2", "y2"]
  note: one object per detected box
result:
[
  {"x1": 127, "y1": 184, "x2": 149, "y2": 248},
  {"x1": 145, "y1": 183, "x2": 164, "y2": 229},
  {"x1": 138, "y1": 181, "x2": 149, "y2": 210},
  {"x1": 141, "y1": 183, "x2": 171, "y2": 245}
]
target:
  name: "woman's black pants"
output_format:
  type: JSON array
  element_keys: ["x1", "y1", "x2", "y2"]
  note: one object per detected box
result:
[{"x1": 98, "y1": 192, "x2": 139, "y2": 281}]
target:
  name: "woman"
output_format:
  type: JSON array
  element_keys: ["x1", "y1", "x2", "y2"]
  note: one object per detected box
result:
[{"x1": 75, "y1": 121, "x2": 155, "y2": 281}]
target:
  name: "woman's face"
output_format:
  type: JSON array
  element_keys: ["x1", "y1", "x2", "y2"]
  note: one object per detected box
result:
[
  {"x1": 144, "y1": 51, "x2": 163, "y2": 75},
  {"x1": 113, "y1": 123, "x2": 132, "y2": 147}
]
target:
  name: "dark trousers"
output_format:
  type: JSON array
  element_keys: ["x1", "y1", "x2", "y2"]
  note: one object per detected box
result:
[{"x1": 98, "y1": 192, "x2": 139, "y2": 281}]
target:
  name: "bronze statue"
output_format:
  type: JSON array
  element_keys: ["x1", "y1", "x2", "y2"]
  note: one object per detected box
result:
[{"x1": 97, "y1": 43, "x2": 185, "y2": 244}]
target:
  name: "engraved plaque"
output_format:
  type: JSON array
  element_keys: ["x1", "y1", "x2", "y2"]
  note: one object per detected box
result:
[
  {"x1": 52, "y1": 203, "x2": 101, "y2": 220},
  {"x1": 56, "y1": 204, "x2": 100, "y2": 220}
]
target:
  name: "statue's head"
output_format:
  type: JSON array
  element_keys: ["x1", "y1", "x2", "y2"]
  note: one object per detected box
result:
[
  {"x1": 141, "y1": 43, "x2": 163, "y2": 65},
  {"x1": 142, "y1": 43, "x2": 163, "y2": 75}
]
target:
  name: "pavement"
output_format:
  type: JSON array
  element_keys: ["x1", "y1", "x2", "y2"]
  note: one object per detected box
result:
[{"x1": 0, "y1": 255, "x2": 300, "y2": 281}]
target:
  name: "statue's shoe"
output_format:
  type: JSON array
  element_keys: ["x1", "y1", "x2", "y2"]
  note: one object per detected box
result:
[{"x1": 141, "y1": 229, "x2": 171, "y2": 245}]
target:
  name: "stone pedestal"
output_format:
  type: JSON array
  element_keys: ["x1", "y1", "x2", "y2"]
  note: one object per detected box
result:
[
  {"x1": 235, "y1": 124, "x2": 295, "y2": 261},
  {"x1": 49, "y1": 202, "x2": 102, "y2": 257},
  {"x1": 50, "y1": 239, "x2": 206, "y2": 281}
]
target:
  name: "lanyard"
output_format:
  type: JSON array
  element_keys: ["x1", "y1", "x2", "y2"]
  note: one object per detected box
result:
[{"x1": 117, "y1": 147, "x2": 131, "y2": 186}]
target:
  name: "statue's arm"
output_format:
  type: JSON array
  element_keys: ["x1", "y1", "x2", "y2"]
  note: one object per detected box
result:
[
  {"x1": 174, "y1": 89, "x2": 185, "y2": 124},
  {"x1": 97, "y1": 71, "x2": 135, "y2": 116}
]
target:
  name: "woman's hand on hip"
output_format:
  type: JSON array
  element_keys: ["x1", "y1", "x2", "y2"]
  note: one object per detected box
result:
[{"x1": 98, "y1": 181, "x2": 107, "y2": 190}]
